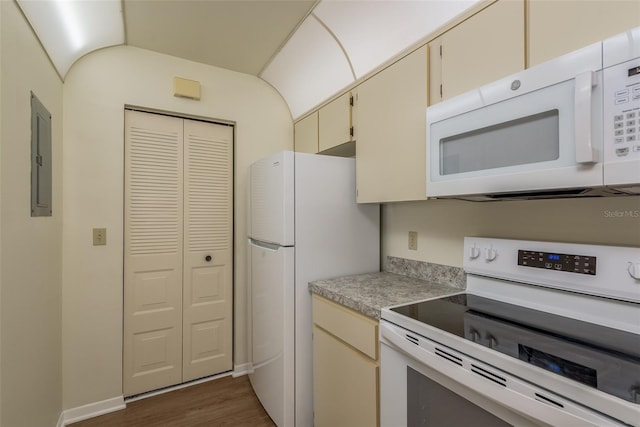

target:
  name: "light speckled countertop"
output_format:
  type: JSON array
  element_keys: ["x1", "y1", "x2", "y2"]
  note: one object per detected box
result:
[{"x1": 309, "y1": 272, "x2": 463, "y2": 320}]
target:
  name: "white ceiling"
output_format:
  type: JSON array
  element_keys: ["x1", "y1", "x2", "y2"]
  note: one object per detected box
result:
[
  {"x1": 264, "y1": 0, "x2": 481, "y2": 117},
  {"x1": 18, "y1": 0, "x2": 481, "y2": 119}
]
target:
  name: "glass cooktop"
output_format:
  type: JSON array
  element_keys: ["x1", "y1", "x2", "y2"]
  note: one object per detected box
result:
[{"x1": 390, "y1": 293, "x2": 640, "y2": 404}]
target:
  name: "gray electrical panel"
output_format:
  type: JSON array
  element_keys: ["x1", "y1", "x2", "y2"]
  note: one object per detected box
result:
[{"x1": 31, "y1": 92, "x2": 52, "y2": 217}]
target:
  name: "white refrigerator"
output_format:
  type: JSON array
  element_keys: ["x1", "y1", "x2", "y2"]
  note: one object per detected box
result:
[{"x1": 247, "y1": 151, "x2": 380, "y2": 427}]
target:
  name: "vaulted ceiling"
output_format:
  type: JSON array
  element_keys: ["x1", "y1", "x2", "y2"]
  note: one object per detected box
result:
[
  {"x1": 17, "y1": 0, "x2": 481, "y2": 118},
  {"x1": 123, "y1": 0, "x2": 317, "y2": 76}
]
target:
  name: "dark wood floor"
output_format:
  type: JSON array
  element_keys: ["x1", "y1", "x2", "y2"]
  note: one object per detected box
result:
[{"x1": 69, "y1": 375, "x2": 276, "y2": 427}]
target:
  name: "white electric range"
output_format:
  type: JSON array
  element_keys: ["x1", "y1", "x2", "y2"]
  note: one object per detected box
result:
[{"x1": 381, "y1": 237, "x2": 640, "y2": 426}]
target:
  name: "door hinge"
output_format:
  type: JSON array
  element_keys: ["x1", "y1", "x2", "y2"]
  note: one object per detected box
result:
[
  {"x1": 36, "y1": 154, "x2": 43, "y2": 167},
  {"x1": 349, "y1": 95, "x2": 354, "y2": 107},
  {"x1": 440, "y1": 84, "x2": 443, "y2": 98},
  {"x1": 350, "y1": 126, "x2": 354, "y2": 137},
  {"x1": 439, "y1": 44, "x2": 443, "y2": 57}
]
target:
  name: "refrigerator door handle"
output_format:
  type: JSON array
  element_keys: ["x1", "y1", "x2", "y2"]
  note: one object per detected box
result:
[{"x1": 249, "y1": 238, "x2": 283, "y2": 251}]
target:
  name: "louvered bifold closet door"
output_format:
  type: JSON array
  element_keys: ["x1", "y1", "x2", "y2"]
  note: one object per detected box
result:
[
  {"x1": 182, "y1": 119, "x2": 233, "y2": 381},
  {"x1": 124, "y1": 110, "x2": 184, "y2": 396}
]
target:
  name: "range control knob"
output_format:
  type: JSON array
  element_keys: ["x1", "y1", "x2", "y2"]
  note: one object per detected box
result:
[
  {"x1": 469, "y1": 245, "x2": 480, "y2": 260},
  {"x1": 628, "y1": 262, "x2": 640, "y2": 280},
  {"x1": 484, "y1": 246, "x2": 498, "y2": 262},
  {"x1": 487, "y1": 334, "x2": 498, "y2": 349}
]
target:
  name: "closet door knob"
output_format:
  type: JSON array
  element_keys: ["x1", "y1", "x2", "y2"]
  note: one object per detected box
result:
[{"x1": 205, "y1": 255, "x2": 212, "y2": 262}]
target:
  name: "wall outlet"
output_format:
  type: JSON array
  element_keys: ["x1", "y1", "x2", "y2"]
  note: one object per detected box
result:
[
  {"x1": 408, "y1": 231, "x2": 418, "y2": 250},
  {"x1": 93, "y1": 228, "x2": 107, "y2": 246}
]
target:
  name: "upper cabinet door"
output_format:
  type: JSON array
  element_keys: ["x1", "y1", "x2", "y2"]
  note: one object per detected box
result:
[
  {"x1": 429, "y1": 0, "x2": 525, "y2": 105},
  {"x1": 528, "y1": 0, "x2": 640, "y2": 67},
  {"x1": 319, "y1": 91, "x2": 354, "y2": 152},
  {"x1": 294, "y1": 112, "x2": 319, "y2": 154},
  {"x1": 357, "y1": 46, "x2": 428, "y2": 203}
]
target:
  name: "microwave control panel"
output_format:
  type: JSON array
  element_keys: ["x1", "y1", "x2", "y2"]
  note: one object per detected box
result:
[{"x1": 604, "y1": 55, "x2": 640, "y2": 186}]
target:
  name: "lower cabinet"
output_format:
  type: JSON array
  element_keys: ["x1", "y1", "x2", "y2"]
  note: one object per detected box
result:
[{"x1": 312, "y1": 295, "x2": 379, "y2": 427}]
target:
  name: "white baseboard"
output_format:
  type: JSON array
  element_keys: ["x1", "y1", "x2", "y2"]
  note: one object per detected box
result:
[
  {"x1": 233, "y1": 363, "x2": 252, "y2": 377},
  {"x1": 62, "y1": 396, "x2": 125, "y2": 426},
  {"x1": 61, "y1": 370, "x2": 248, "y2": 424}
]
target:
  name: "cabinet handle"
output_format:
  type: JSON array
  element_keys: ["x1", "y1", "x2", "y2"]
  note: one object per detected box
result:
[{"x1": 205, "y1": 255, "x2": 212, "y2": 262}]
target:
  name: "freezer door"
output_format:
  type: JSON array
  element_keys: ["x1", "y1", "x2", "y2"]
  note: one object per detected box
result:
[
  {"x1": 249, "y1": 151, "x2": 294, "y2": 246},
  {"x1": 248, "y1": 239, "x2": 294, "y2": 427}
]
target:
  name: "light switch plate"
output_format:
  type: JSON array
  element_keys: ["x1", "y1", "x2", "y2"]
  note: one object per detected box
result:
[
  {"x1": 93, "y1": 228, "x2": 107, "y2": 246},
  {"x1": 408, "y1": 231, "x2": 418, "y2": 250}
]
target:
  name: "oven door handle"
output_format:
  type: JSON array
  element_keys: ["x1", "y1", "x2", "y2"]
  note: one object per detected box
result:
[{"x1": 380, "y1": 322, "x2": 619, "y2": 427}]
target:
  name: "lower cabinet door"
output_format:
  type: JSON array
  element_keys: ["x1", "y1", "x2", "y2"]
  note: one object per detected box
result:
[{"x1": 313, "y1": 325, "x2": 379, "y2": 427}]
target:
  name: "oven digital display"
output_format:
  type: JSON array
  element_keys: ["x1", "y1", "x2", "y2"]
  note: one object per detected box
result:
[{"x1": 518, "y1": 250, "x2": 596, "y2": 275}]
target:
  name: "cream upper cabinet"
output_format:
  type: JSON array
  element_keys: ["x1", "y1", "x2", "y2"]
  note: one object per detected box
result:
[
  {"x1": 356, "y1": 46, "x2": 428, "y2": 203},
  {"x1": 528, "y1": 0, "x2": 640, "y2": 67},
  {"x1": 429, "y1": 0, "x2": 525, "y2": 104},
  {"x1": 294, "y1": 112, "x2": 318, "y2": 154},
  {"x1": 318, "y1": 91, "x2": 354, "y2": 152}
]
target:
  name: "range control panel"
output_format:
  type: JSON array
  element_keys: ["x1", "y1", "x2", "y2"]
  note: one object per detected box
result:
[
  {"x1": 463, "y1": 237, "x2": 640, "y2": 303},
  {"x1": 518, "y1": 250, "x2": 596, "y2": 275}
]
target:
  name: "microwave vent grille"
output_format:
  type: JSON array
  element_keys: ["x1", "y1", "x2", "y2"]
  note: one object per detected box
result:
[{"x1": 433, "y1": 186, "x2": 640, "y2": 201}]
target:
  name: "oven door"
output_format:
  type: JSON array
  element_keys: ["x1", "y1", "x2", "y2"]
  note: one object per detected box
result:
[
  {"x1": 380, "y1": 321, "x2": 625, "y2": 427},
  {"x1": 426, "y1": 42, "x2": 603, "y2": 198}
]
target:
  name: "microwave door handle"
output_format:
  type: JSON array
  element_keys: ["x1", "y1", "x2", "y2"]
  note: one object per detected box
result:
[{"x1": 574, "y1": 71, "x2": 597, "y2": 163}]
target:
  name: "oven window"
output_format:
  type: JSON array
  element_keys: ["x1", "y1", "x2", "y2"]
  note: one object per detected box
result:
[
  {"x1": 519, "y1": 344, "x2": 597, "y2": 388},
  {"x1": 407, "y1": 367, "x2": 512, "y2": 426},
  {"x1": 440, "y1": 109, "x2": 560, "y2": 175}
]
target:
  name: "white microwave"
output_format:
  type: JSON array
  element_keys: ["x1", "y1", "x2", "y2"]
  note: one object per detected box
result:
[{"x1": 426, "y1": 27, "x2": 640, "y2": 200}]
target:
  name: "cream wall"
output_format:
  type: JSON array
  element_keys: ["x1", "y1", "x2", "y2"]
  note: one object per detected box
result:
[
  {"x1": 62, "y1": 46, "x2": 292, "y2": 409},
  {"x1": 382, "y1": 197, "x2": 640, "y2": 268},
  {"x1": 1, "y1": 1, "x2": 64, "y2": 426},
  {"x1": 0, "y1": 2, "x2": 4, "y2": 421}
]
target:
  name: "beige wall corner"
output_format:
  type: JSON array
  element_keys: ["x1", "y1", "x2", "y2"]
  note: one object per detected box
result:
[
  {"x1": 62, "y1": 45, "x2": 292, "y2": 409},
  {"x1": 1, "y1": 1, "x2": 64, "y2": 426},
  {"x1": 0, "y1": 1, "x2": 3, "y2": 423}
]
